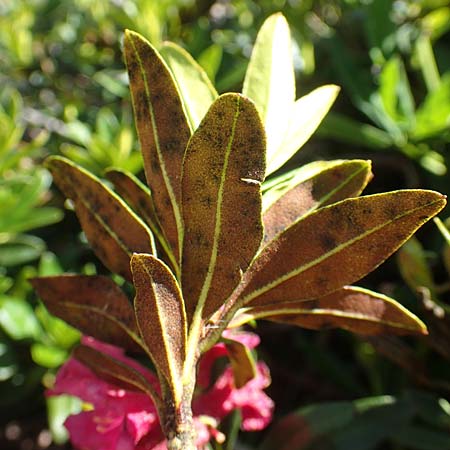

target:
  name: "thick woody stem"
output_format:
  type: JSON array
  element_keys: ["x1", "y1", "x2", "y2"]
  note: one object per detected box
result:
[{"x1": 161, "y1": 371, "x2": 197, "y2": 450}]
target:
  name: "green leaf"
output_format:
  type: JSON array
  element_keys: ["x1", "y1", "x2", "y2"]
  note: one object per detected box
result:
[
  {"x1": 124, "y1": 30, "x2": 190, "y2": 264},
  {"x1": 318, "y1": 112, "x2": 393, "y2": 150},
  {"x1": 263, "y1": 160, "x2": 372, "y2": 243},
  {"x1": 47, "y1": 395, "x2": 82, "y2": 444},
  {"x1": 243, "y1": 13, "x2": 295, "y2": 171},
  {"x1": 0, "y1": 296, "x2": 42, "y2": 340},
  {"x1": 73, "y1": 344, "x2": 160, "y2": 404},
  {"x1": 131, "y1": 253, "x2": 186, "y2": 405},
  {"x1": 30, "y1": 343, "x2": 68, "y2": 368},
  {"x1": 181, "y1": 93, "x2": 266, "y2": 321},
  {"x1": 46, "y1": 156, "x2": 155, "y2": 281},
  {"x1": 413, "y1": 73, "x2": 450, "y2": 140},
  {"x1": 0, "y1": 234, "x2": 45, "y2": 266},
  {"x1": 240, "y1": 190, "x2": 446, "y2": 307},
  {"x1": 397, "y1": 237, "x2": 436, "y2": 294},
  {"x1": 268, "y1": 85, "x2": 340, "y2": 175},
  {"x1": 235, "y1": 286, "x2": 427, "y2": 336},
  {"x1": 160, "y1": 41, "x2": 218, "y2": 131},
  {"x1": 35, "y1": 303, "x2": 80, "y2": 349},
  {"x1": 31, "y1": 275, "x2": 143, "y2": 352},
  {"x1": 223, "y1": 338, "x2": 257, "y2": 388}
]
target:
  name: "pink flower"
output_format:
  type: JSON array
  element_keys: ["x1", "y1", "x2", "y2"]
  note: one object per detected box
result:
[{"x1": 48, "y1": 333, "x2": 273, "y2": 450}]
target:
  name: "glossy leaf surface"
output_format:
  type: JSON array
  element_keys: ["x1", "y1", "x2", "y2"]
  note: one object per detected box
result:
[
  {"x1": 269, "y1": 85, "x2": 340, "y2": 175},
  {"x1": 31, "y1": 275, "x2": 142, "y2": 351},
  {"x1": 131, "y1": 254, "x2": 186, "y2": 403},
  {"x1": 181, "y1": 93, "x2": 266, "y2": 321},
  {"x1": 243, "y1": 13, "x2": 295, "y2": 169},
  {"x1": 46, "y1": 156, "x2": 154, "y2": 281},
  {"x1": 263, "y1": 160, "x2": 372, "y2": 243},
  {"x1": 124, "y1": 30, "x2": 190, "y2": 262},
  {"x1": 240, "y1": 190, "x2": 446, "y2": 307},
  {"x1": 234, "y1": 286, "x2": 427, "y2": 336},
  {"x1": 160, "y1": 41, "x2": 218, "y2": 131}
]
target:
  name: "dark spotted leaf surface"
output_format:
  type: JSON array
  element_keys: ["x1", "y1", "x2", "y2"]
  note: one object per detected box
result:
[
  {"x1": 46, "y1": 156, "x2": 154, "y2": 281},
  {"x1": 234, "y1": 286, "x2": 427, "y2": 335},
  {"x1": 263, "y1": 160, "x2": 372, "y2": 243},
  {"x1": 31, "y1": 275, "x2": 143, "y2": 351},
  {"x1": 224, "y1": 338, "x2": 257, "y2": 388},
  {"x1": 240, "y1": 190, "x2": 446, "y2": 307},
  {"x1": 124, "y1": 30, "x2": 190, "y2": 264},
  {"x1": 181, "y1": 93, "x2": 266, "y2": 321},
  {"x1": 73, "y1": 345, "x2": 160, "y2": 404},
  {"x1": 131, "y1": 253, "x2": 186, "y2": 403},
  {"x1": 106, "y1": 169, "x2": 177, "y2": 272}
]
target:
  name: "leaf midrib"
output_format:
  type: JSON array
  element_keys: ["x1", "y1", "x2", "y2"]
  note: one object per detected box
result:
[
  {"x1": 243, "y1": 197, "x2": 441, "y2": 305},
  {"x1": 129, "y1": 34, "x2": 184, "y2": 262}
]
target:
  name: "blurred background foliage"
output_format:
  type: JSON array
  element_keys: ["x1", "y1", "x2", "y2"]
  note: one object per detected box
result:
[{"x1": 1, "y1": 0, "x2": 450, "y2": 449}]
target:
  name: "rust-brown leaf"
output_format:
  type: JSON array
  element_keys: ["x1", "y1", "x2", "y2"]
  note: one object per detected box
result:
[
  {"x1": 131, "y1": 253, "x2": 186, "y2": 404},
  {"x1": 106, "y1": 168, "x2": 178, "y2": 273},
  {"x1": 73, "y1": 345, "x2": 161, "y2": 405},
  {"x1": 46, "y1": 156, "x2": 154, "y2": 281},
  {"x1": 240, "y1": 190, "x2": 446, "y2": 307},
  {"x1": 30, "y1": 275, "x2": 143, "y2": 351},
  {"x1": 224, "y1": 338, "x2": 257, "y2": 388},
  {"x1": 124, "y1": 30, "x2": 190, "y2": 263},
  {"x1": 234, "y1": 286, "x2": 427, "y2": 336},
  {"x1": 181, "y1": 93, "x2": 266, "y2": 321},
  {"x1": 263, "y1": 160, "x2": 372, "y2": 243}
]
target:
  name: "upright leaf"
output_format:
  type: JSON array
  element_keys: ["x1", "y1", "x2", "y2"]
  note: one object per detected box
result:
[
  {"x1": 243, "y1": 13, "x2": 295, "y2": 168},
  {"x1": 160, "y1": 41, "x2": 218, "y2": 131},
  {"x1": 234, "y1": 286, "x2": 427, "y2": 336},
  {"x1": 131, "y1": 254, "x2": 186, "y2": 404},
  {"x1": 239, "y1": 190, "x2": 446, "y2": 307},
  {"x1": 124, "y1": 30, "x2": 190, "y2": 263},
  {"x1": 181, "y1": 93, "x2": 266, "y2": 321},
  {"x1": 263, "y1": 160, "x2": 372, "y2": 243},
  {"x1": 268, "y1": 85, "x2": 340, "y2": 175},
  {"x1": 30, "y1": 275, "x2": 143, "y2": 352},
  {"x1": 46, "y1": 156, "x2": 154, "y2": 281}
]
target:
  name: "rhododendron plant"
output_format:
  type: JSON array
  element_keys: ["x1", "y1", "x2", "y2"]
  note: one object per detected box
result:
[
  {"x1": 48, "y1": 335, "x2": 272, "y2": 450},
  {"x1": 32, "y1": 13, "x2": 446, "y2": 449}
]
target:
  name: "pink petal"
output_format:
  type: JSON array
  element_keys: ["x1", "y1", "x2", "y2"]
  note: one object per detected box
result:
[
  {"x1": 222, "y1": 330, "x2": 260, "y2": 349},
  {"x1": 64, "y1": 410, "x2": 128, "y2": 450}
]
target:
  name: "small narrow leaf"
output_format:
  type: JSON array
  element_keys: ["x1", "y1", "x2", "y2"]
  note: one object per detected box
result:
[
  {"x1": 30, "y1": 275, "x2": 143, "y2": 351},
  {"x1": 106, "y1": 169, "x2": 178, "y2": 272},
  {"x1": 73, "y1": 345, "x2": 160, "y2": 405},
  {"x1": 234, "y1": 286, "x2": 427, "y2": 336},
  {"x1": 46, "y1": 156, "x2": 154, "y2": 281},
  {"x1": 131, "y1": 253, "x2": 186, "y2": 404},
  {"x1": 397, "y1": 237, "x2": 436, "y2": 294},
  {"x1": 181, "y1": 93, "x2": 266, "y2": 321},
  {"x1": 263, "y1": 160, "x2": 372, "y2": 243},
  {"x1": 124, "y1": 30, "x2": 190, "y2": 263},
  {"x1": 224, "y1": 338, "x2": 257, "y2": 388},
  {"x1": 160, "y1": 41, "x2": 218, "y2": 131},
  {"x1": 106, "y1": 169, "x2": 161, "y2": 233},
  {"x1": 268, "y1": 85, "x2": 340, "y2": 175},
  {"x1": 243, "y1": 13, "x2": 295, "y2": 168},
  {"x1": 240, "y1": 190, "x2": 446, "y2": 307}
]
